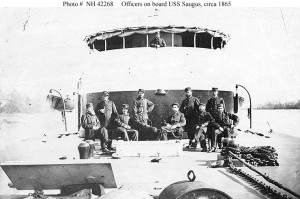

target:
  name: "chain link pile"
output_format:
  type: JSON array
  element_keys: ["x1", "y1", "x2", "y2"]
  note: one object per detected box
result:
[{"x1": 221, "y1": 146, "x2": 279, "y2": 167}]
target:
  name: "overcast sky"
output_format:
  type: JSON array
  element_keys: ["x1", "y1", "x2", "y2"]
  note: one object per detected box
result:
[{"x1": 0, "y1": 7, "x2": 300, "y2": 106}]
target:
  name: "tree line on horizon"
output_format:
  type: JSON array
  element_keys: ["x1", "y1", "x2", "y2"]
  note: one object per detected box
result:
[
  {"x1": 256, "y1": 100, "x2": 300, "y2": 109},
  {"x1": 0, "y1": 89, "x2": 42, "y2": 114}
]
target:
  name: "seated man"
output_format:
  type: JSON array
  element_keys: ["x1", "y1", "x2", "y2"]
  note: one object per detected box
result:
[
  {"x1": 194, "y1": 103, "x2": 214, "y2": 151},
  {"x1": 150, "y1": 32, "x2": 166, "y2": 48},
  {"x1": 159, "y1": 103, "x2": 186, "y2": 140},
  {"x1": 113, "y1": 104, "x2": 138, "y2": 141},
  {"x1": 131, "y1": 105, "x2": 158, "y2": 141},
  {"x1": 81, "y1": 103, "x2": 100, "y2": 141},
  {"x1": 213, "y1": 103, "x2": 239, "y2": 150}
]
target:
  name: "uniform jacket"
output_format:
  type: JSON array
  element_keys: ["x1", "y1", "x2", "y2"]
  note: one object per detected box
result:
[
  {"x1": 81, "y1": 111, "x2": 100, "y2": 130},
  {"x1": 96, "y1": 100, "x2": 118, "y2": 128},
  {"x1": 150, "y1": 37, "x2": 166, "y2": 47},
  {"x1": 132, "y1": 97, "x2": 154, "y2": 121},
  {"x1": 131, "y1": 110, "x2": 149, "y2": 129},
  {"x1": 166, "y1": 111, "x2": 186, "y2": 127},
  {"x1": 213, "y1": 111, "x2": 239, "y2": 128},
  {"x1": 206, "y1": 96, "x2": 225, "y2": 118},
  {"x1": 115, "y1": 113, "x2": 133, "y2": 130},
  {"x1": 179, "y1": 96, "x2": 200, "y2": 119},
  {"x1": 196, "y1": 110, "x2": 214, "y2": 127}
]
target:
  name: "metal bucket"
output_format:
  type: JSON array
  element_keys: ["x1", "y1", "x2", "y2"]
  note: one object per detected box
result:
[
  {"x1": 86, "y1": 140, "x2": 95, "y2": 158},
  {"x1": 158, "y1": 181, "x2": 233, "y2": 199},
  {"x1": 78, "y1": 142, "x2": 90, "y2": 159}
]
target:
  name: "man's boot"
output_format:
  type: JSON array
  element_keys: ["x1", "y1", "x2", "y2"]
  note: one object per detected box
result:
[
  {"x1": 193, "y1": 140, "x2": 198, "y2": 150},
  {"x1": 101, "y1": 141, "x2": 109, "y2": 153},
  {"x1": 200, "y1": 140, "x2": 207, "y2": 152},
  {"x1": 107, "y1": 140, "x2": 113, "y2": 150}
]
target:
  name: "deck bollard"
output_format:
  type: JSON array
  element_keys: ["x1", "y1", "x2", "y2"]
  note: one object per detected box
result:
[
  {"x1": 78, "y1": 142, "x2": 90, "y2": 159},
  {"x1": 85, "y1": 140, "x2": 95, "y2": 158}
]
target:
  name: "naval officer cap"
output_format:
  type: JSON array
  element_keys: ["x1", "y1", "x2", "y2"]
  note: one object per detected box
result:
[
  {"x1": 122, "y1": 104, "x2": 129, "y2": 110},
  {"x1": 199, "y1": 102, "x2": 206, "y2": 106},
  {"x1": 217, "y1": 103, "x2": 224, "y2": 108},
  {"x1": 171, "y1": 102, "x2": 180, "y2": 107},
  {"x1": 212, "y1": 87, "x2": 218, "y2": 91},
  {"x1": 86, "y1": 103, "x2": 93, "y2": 108},
  {"x1": 184, "y1": 87, "x2": 192, "y2": 92},
  {"x1": 138, "y1": 89, "x2": 145, "y2": 93},
  {"x1": 102, "y1": 91, "x2": 109, "y2": 96}
]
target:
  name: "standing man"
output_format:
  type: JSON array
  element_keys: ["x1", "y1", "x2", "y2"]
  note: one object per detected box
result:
[
  {"x1": 206, "y1": 87, "x2": 225, "y2": 119},
  {"x1": 206, "y1": 87, "x2": 225, "y2": 152},
  {"x1": 95, "y1": 91, "x2": 118, "y2": 152},
  {"x1": 159, "y1": 103, "x2": 186, "y2": 140},
  {"x1": 81, "y1": 103, "x2": 100, "y2": 141},
  {"x1": 180, "y1": 87, "x2": 200, "y2": 148},
  {"x1": 194, "y1": 103, "x2": 214, "y2": 152},
  {"x1": 213, "y1": 103, "x2": 239, "y2": 150},
  {"x1": 132, "y1": 89, "x2": 157, "y2": 140},
  {"x1": 113, "y1": 104, "x2": 138, "y2": 141}
]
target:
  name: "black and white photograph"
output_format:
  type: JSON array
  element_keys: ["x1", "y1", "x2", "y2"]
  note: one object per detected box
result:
[{"x1": 0, "y1": 1, "x2": 300, "y2": 198}]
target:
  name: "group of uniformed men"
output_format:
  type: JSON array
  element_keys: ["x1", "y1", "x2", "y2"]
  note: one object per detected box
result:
[{"x1": 81, "y1": 87, "x2": 239, "y2": 153}]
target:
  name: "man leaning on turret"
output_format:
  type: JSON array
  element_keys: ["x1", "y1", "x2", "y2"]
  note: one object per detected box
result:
[
  {"x1": 150, "y1": 32, "x2": 166, "y2": 48},
  {"x1": 95, "y1": 91, "x2": 118, "y2": 152},
  {"x1": 206, "y1": 87, "x2": 225, "y2": 118}
]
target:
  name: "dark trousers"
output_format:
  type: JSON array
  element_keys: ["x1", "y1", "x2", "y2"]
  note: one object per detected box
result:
[
  {"x1": 99, "y1": 127, "x2": 110, "y2": 149},
  {"x1": 207, "y1": 124, "x2": 217, "y2": 149},
  {"x1": 195, "y1": 128, "x2": 207, "y2": 149},
  {"x1": 216, "y1": 126, "x2": 230, "y2": 148},
  {"x1": 114, "y1": 127, "x2": 138, "y2": 141},
  {"x1": 139, "y1": 127, "x2": 158, "y2": 141},
  {"x1": 84, "y1": 128, "x2": 95, "y2": 141},
  {"x1": 185, "y1": 119, "x2": 197, "y2": 143}
]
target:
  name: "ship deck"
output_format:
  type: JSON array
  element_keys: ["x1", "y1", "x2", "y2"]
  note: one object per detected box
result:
[{"x1": 0, "y1": 130, "x2": 300, "y2": 199}]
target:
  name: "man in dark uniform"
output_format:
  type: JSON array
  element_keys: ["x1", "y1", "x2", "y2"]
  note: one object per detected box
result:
[
  {"x1": 113, "y1": 104, "x2": 138, "y2": 141},
  {"x1": 95, "y1": 91, "x2": 118, "y2": 152},
  {"x1": 159, "y1": 103, "x2": 186, "y2": 141},
  {"x1": 206, "y1": 87, "x2": 225, "y2": 118},
  {"x1": 81, "y1": 103, "x2": 100, "y2": 141},
  {"x1": 132, "y1": 89, "x2": 157, "y2": 140},
  {"x1": 206, "y1": 87, "x2": 225, "y2": 152},
  {"x1": 194, "y1": 103, "x2": 214, "y2": 152},
  {"x1": 179, "y1": 87, "x2": 200, "y2": 148},
  {"x1": 213, "y1": 103, "x2": 239, "y2": 150},
  {"x1": 150, "y1": 32, "x2": 166, "y2": 48}
]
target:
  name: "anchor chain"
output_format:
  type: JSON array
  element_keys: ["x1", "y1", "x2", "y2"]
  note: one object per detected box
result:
[
  {"x1": 221, "y1": 146, "x2": 279, "y2": 167},
  {"x1": 229, "y1": 163, "x2": 293, "y2": 199}
]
